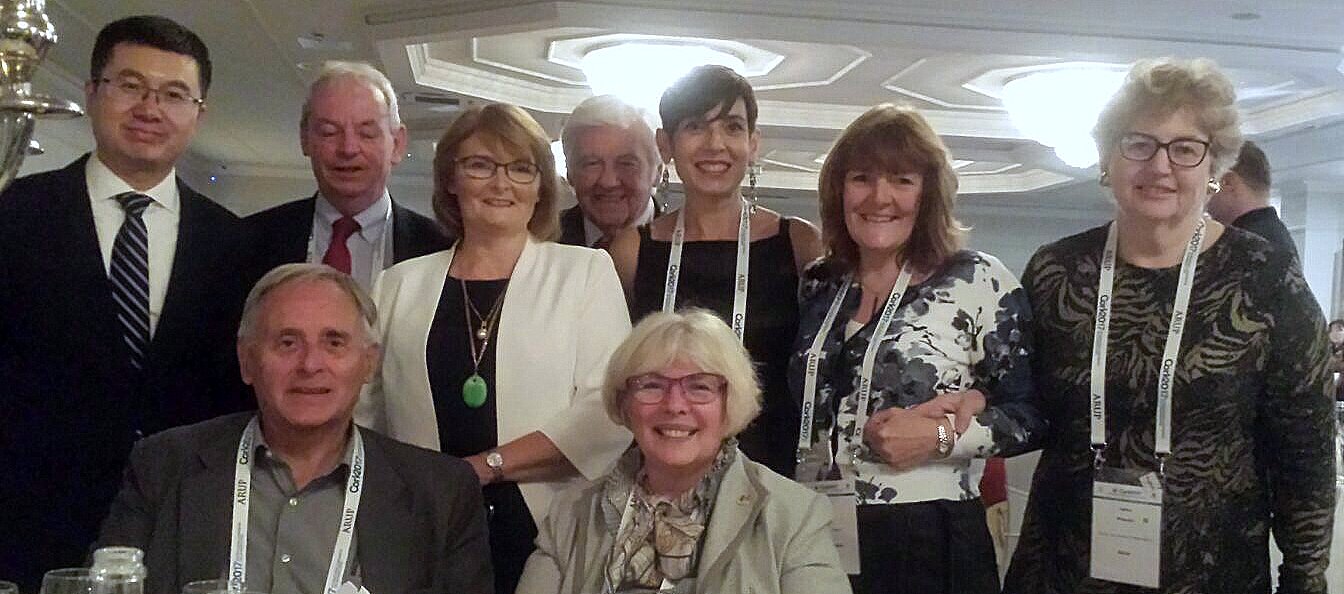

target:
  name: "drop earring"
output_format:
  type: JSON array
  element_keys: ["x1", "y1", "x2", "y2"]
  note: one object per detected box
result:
[
  {"x1": 1098, "y1": 169, "x2": 1111, "y2": 187},
  {"x1": 746, "y1": 161, "x2": 760, "y2": 212},
  {"x1": 1207, "y1": 178, "x2": 1222, "y2": 194},
  {"x1": 657, "y1": 166, "x2": 670, "y2": 211}
]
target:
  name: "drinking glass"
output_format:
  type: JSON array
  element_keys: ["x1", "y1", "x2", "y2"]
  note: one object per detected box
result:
[{"x1": 181, "y1": 580, "x2": 268, "y2": 594}]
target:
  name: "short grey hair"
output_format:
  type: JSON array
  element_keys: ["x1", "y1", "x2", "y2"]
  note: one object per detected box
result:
[
  {"x1": 238, "y1": 263, "x2": 378, "y2": 345},
  {"x1": 602, "y1": 309, "x2": 762, "y2": 438},
  {"x1": 301, "y1": 60, "x2": 402, "y2": 131},
  {"x1": 1094, "y1": 57, "x2": 1243, "y2": 178},
  {"x1": 560, "y1": 94, "x2": 662, "y2": 174}
]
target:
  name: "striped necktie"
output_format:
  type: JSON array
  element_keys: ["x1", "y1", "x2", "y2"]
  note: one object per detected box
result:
[{"x1": 110, "y1": 192, "x2": 153, "y2": 370}]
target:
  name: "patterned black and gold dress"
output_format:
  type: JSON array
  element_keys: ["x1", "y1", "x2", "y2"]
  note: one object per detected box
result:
[{"x1": 1003, "y1": 224, "x2": 1335, "y2": 594}]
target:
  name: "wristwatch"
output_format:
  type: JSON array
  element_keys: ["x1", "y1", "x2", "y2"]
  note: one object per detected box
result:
[
  {"x1": 485, "y1": 450, "x2": 505, "y2": 482},
  {"x1": 935, "y1": 422, "x2": 954, "y2": 458}
]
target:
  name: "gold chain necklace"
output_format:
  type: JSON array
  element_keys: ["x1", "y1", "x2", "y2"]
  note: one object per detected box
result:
[{"x1": 460, "y1": 278, "x2": 508, "y2": 408}]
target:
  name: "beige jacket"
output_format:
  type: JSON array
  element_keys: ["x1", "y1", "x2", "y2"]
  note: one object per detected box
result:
[{"x1": 516, "y1": 452, "x2": 854, "y2": 594}]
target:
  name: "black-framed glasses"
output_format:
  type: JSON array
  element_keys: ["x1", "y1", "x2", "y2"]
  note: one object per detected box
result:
[
  {"x1": 95, "y1": 77, "x2": 204, "y2": 111},
  {"x1": 1118, "y1": 132, "x2": 1210, "y2": 168},
  {"x1": 626, "y1": 372, "x2": 727, "y2": 405},
  {"x1": 456, "y1": 156, "x2": 540, "y2": 184}
]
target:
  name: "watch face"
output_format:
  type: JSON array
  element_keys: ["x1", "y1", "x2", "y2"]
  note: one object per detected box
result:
[{"x1": 486, "y1": 452, "x2": 504, "y2": 468}]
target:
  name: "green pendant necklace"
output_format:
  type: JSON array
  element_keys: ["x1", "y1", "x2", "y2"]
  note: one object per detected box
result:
[{"x1": 461, "y1": 277, "x2": 508, "y2": 408}]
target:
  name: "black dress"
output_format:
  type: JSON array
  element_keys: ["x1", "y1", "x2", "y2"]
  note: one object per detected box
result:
[
  {"x1": 630, "y1": 217, "x2": 802, "y2": 477},
  {"x1": 427, "y1": 275, "x2": 534, "y2": 594}
]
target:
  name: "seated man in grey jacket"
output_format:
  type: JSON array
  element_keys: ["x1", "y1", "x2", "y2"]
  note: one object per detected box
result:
[{"x1": 96, "y1": 263, "x2": 493, "y2": 594}]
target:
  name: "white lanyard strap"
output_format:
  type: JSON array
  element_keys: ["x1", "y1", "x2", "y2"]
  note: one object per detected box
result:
[
  {"x1": 230, "y1": 417, "x2": 367, "y2": 594},
  {"x1": 307, "y1": 205, "x2": 394, "y2": 277},
  {"x1": 663, "y1": 200, "x2": 752, "y2": 341},
  {"x1": 604, "y1": 491, "x2": 675, "y2": 594},
  {"x1": 797, "y1": 279, "x2": 853, "y2": 461},
  {"x1": 1090, "y1": 219, "x2": 1205, "y2": 463},
  {"x1": 847, "y1": 265, "x2": 913, "y2": 464}
]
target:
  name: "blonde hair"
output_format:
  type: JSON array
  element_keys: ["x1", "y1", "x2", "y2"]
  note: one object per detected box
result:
[
  {"x1": 818, "y1": 103, "x2": 965, "y2": 271},
  {"x1": 432, "y1": 103, "x2": 560, "y2": 240},
  {"x1": 602, "y1": 309, "x2": 761, "y2": 437},
  {"x1": 1093, "y1": 58, "x2": 1243, "y2": 177}
]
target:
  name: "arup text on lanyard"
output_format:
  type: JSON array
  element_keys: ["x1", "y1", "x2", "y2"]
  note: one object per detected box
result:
[
  {"x1": 1087, "y1": 218, "x2": 1204, "y2": 589},
  {"x1": 1090, "y1": 217, "x2": 1204, "y2": 471},
  {"x1": 797, "y1": 264, "x2": 913, "y2": 470},
  {"x1": 663, "y1": 199, "x2": 752, "y2": 340},
  {"x1": 230, "y1": 417, "x2": 366, "y2": 594}
]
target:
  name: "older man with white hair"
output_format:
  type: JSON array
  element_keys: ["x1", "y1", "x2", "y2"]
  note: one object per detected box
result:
[
  {"x1": 97, "y1": 263, "x2": 493, "y2": 594},
  {"x1": 557, "y1": 94, "x2": 663, "y2": 248},
  {"x1": 245, "y1": 61, "x2": 450, "y2": 291}
]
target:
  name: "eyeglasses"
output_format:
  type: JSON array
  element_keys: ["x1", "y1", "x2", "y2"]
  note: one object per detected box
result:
[
  {"x1": 96, "y1": 77, "x2": 205, "y2": 112},
  {"x1": 1118, "y1": 132, "x2": 1210, "y2": 168},
  {"x1": 626, "y1": 372, "x2": 727, "y2": 405},
  {"x1": 456, "y1": 156, "x2": 540, "y2": 184}
]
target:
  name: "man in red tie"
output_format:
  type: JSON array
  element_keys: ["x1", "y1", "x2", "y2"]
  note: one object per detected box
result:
[{"x1": 243, "y1": 61, "x2": 449, "y2": 290}]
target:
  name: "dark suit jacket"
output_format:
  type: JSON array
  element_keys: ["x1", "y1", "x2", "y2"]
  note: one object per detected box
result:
[
  {"x1": 557, "y1": 200, "x2": 663, "y2": 247},
  {"x1": 96, "y1": 413, "x2": 494, "y2": 594},
  {"x1": 1232, "y1": 206, "x2": 1299, "y2": 259},
  {"x1": 242, "y1": 195, "x2": 451, "y2": 290},
  {"x1": 557, "y1": 205, "x2": 588, "y2": 246},
  {"x1": 0, "y1": 156, "x2": 249, "y2": 591}
]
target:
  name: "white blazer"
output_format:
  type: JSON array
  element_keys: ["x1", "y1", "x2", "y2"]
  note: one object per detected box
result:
[{"x1": 356, "y1": 238, "x2": 634, "y2": 524}]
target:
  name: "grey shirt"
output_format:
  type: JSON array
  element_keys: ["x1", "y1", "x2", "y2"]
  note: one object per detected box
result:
[{"x1": 247, "y1": 433, "x2": 359, "y2": 594}]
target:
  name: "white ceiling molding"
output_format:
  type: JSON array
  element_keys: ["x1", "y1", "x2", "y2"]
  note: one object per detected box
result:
[
  {"x1": 548, "y1": 33, "x2": 784, "y2": 77},
  {"x1": 409, "y1": 43, "x2": 591, "y2": 112},
  {"x1": 882, "y1": 58, "x2": 1005, "y2": 112},
  {"x1": 1241, "y1": 89, "x2": 1344, "y2": 136}
]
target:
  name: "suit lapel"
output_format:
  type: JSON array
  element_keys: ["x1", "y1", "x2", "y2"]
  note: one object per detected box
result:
[
  {"x1": 286, "y1": 195, "x2": 319, "y2": 263},
  {"x1": 696, "y1": 456, "x2": 764, "y2": 583},
  {"x1": 390, "y1": 201, "x2": 411, "y2": 262},
  {"x1": 354, "y1": 431, "x2": 421, "y2": 593},
  {"x1": 178, "y1": 425, "x2": 243, "y2": 584},
  {"x1": 153, "y1": 181, "x2": 224, "y2": 355},
  {"x1": 51, "y1": 157, "x2": 132, "y2": 377}
]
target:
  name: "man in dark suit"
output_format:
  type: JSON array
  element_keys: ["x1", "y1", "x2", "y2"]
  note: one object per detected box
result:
[
  {"x1": 97, "y1": 263, "x2": 493, "y2": 594},
  {"x1": 0, "y1": 16, "x2": 246, "y2": 590},
  {"x1": 557, "y1": 95, "x2": 662, "y2": 248},
  {"x1": 244, "y1": 61, "x2": 449, "y2": 292},
  {"x1": 1208, "y1": 140, "x2": 1298, "y2": 258}
]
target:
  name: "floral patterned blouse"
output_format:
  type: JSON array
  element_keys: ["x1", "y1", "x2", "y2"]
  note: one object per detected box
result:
[
  {"x1": 787, "y1": 250, "x2": 1046, "y2": 504},
  {"x1": 1002, "y1": 225, "x2": 1335, "y2": 594}
]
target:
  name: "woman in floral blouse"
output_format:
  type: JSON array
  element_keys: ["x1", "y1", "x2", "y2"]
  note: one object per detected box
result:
[{"x1": 788, "y1": 103, "x2": 1044, "y2": 594}]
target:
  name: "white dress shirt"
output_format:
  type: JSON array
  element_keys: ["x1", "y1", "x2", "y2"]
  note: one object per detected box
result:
[
  {"x1": 86, "y1": 155, "x2": 180, "y2": 336},
  {"x1": 309, "y1": 192, "x2": 392, "y2": 291},
  {"x1": 582, "y1": 196, "x2": 656, "y2": 247}
]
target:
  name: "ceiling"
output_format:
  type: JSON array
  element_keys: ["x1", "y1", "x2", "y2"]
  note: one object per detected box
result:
[{"x1": 27, "y1": 0, "x2": 1344, "y2": 219}]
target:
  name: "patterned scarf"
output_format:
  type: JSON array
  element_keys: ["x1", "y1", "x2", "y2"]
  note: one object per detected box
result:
[{"x1": 601, "y1": 441, "x2": 737, "y2": 592}]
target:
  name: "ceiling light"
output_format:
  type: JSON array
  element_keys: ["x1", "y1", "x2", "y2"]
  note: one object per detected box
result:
[
  {"x1": 1001, "y1": 69, "x2": 1126, "y2": 168},
  {"x1": 580, "y1": 43, "x2": 746, "y2": 113}
]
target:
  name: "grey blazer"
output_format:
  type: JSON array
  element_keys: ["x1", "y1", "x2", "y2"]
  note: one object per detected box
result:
[
  {"x1": 515, "y1": 450, "x2": 853, "y2": 594},
  {"x1": 95, "y1": 413, "x2": 494, "y2": 594}
]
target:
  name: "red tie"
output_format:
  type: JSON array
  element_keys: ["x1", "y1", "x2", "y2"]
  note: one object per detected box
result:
[{"x1": 322, "y1": 216, "x2": 360, "y2": 274}]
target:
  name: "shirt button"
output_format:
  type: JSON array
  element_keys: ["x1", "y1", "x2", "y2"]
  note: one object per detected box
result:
[
  {"x1": 280, "y1": 554, "x2": 292, "y2": 564},
  {"x1": 288, "y1": 497, "x2": 298, "y2": 507}
]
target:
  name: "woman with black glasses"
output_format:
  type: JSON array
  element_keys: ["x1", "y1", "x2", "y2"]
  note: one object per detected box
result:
[
  {"x1": 1004, "y1": 59, "x2": 1334, "y2": 594},
  {"x1": 356, "y1": 103, "x2": 633, "y2": 594}
]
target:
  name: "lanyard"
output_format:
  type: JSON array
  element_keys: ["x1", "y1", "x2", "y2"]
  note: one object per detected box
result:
[
  {"x1": 230, "y1": 417, "x2": 366, "y2": 594},
  {"x1": 1090, "y1": 219, "x2": 1205, "y2": 468},
  {"x1": 603, "y1": 491, "x2": 675, "y2": 594},
  {"x1": 663, "y1": 200, "x2": 752, "y2": 340},
  {"x1": 798, "y1": 265, "x2": 913, "y2": 467},
  {"x1": 307, "y1": 205, "x2": 394, "y2": 281}
]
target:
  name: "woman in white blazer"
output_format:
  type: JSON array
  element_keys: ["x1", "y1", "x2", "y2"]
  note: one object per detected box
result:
[{"x1": 355, "y1": 103, "x2": 633, "y2": 594}]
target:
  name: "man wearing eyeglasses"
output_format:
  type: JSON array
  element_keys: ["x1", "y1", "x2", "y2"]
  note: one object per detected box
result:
[
  {"x1": 0, "y1": 15, "x2": 246, "y2": 591},
  {"x1": 243, "y1": 61, "x2": 449, "y2": 293}
]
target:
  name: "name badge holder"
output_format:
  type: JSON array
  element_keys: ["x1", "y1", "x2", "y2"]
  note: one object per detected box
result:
[
  {"x1": 1087, "y1": 219, "x2": 1204, "y2": 589},
  {"x1": 663, "y1": 200, "x2": 752, "y2": 340},
  {"x1": 230, "y1": 417, "x2": 366, "y2": 594},
  {"x1": 794, "y1": 264, "x2": 913, "y2": 574}
]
